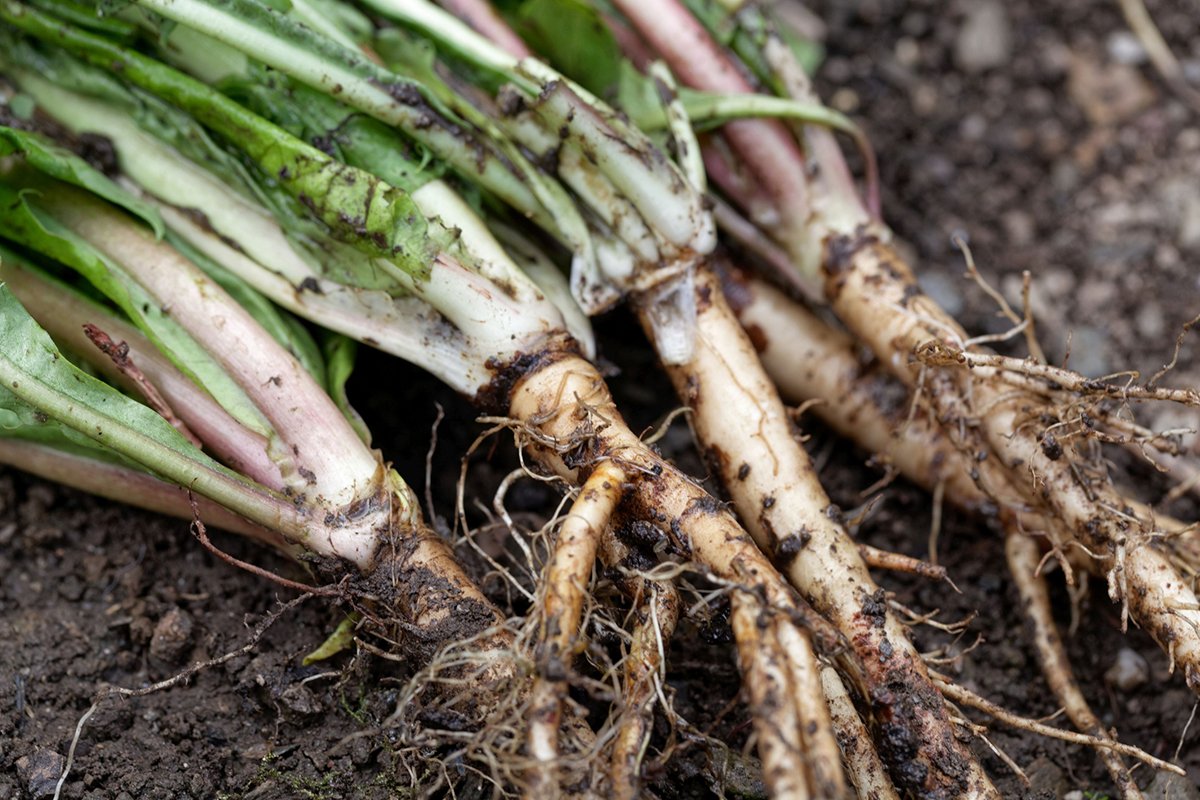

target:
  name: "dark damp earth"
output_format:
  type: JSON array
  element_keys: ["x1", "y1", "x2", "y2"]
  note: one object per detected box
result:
[{"x1": 3, "y1": 1, "x2": 1199, "y2": 797}]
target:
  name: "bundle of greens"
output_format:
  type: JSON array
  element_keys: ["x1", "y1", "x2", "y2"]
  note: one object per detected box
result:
[
  {"x1": 2, "y1": 0, "x2": 1196, "y2": 797},
  {"x1": 1, "y1": 0, "x2": 845, "y2": 794},
  {"x1": 340, "y1": 2, "x2": 1004, "y2": 796},
  {"x1": 0, "y1": 126, "x2": 508, "y2": 681}
]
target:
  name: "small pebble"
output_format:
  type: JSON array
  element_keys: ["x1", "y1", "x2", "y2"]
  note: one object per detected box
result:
[
  {"x1": 1106, "y1": 31, "x2": 1148, "y2": 65},
  {"x1": 1104, "y1": 647, "x2": 1150, "y2": 692},
  {"x1": 954, "y1": 0, "x2": 1012, "y2": 73},
  {"x1": 149, "y1": 606, "x2": 194, "y2": 665},
  {"x1": 16, "y1": 749, "x2": 64, "y2": 800},
  {"x1": 1025, "y1": 756, "x2": 1066, "y2": 798},
  {"x1": 279, "y1": 683, "x2": 323, "y2": 720}
]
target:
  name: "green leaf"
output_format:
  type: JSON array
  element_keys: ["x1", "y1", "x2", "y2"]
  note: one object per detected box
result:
[
  {"x1": 0, "y1": 278, "x2": 312, "y2": 540},
  {"x1": 1, "y1": 2, "x2": 436, "y2": 277},
  {"x1": 26, "y1": 0, "x2": 138, "y2": 38},
  {"x1": 0, "y1": 124, "x2": 164, "y2": 236},
  {"x1": 1, "y1": 39, "x2": 270, "y2": 212},
  {"x1": 224, "y1": 65, "x2": 442, "y2": 195},
  {"x1": 301, "y1": 612, "x2": 360, "y2": 665},
  {"x1": 0, "y1": 363, "x2": 150, "y2": 474},
  {"x1": 0, "y1": 176, "x2": 276, "y2": 440},
  {"x1": 0, "y1": 281, "x2": 257, "y2": 499},
  {"x1": 511, "y1": 0, "x2": 623, "y2": 98},
  {"x1": 320, "y1": 333, "x2": 369, "y2": 445}
]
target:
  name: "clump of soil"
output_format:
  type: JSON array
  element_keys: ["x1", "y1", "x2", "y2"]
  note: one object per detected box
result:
[{"x1": 2, "y1": 1, "x2": 1198, "y2": 798}]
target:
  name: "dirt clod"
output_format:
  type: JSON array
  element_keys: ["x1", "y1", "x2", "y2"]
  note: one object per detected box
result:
[
  {"x1": 149, "y1": 606, "x2": 194, "y2": 665},
  {"x1": 16, "y1": 749, "x2": 63, "y2": 800},
  {"x1": 279, "y1": 683, "x2": 324, "y2": 722}
]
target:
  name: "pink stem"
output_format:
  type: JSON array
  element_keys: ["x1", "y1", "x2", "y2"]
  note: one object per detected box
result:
[
  {"x1": 610, "y1": 0, "x2": 812, "y2": 224},
  {"x1": 0, "y1": 438, "x2": 292, "y2": 552},
  {"x1": 52, "y1": 190, "x2": 378, "y2": 505},
  {"x1": 701, "y1": 136, "x2": 776, "y2": 227},
  {"x1": 438, "y1": 0, "x2": 531, "y2": 58},
  {"x1": 602, "y1": 11, "x2": 655, "y2": 70},
  {"x1": 3, "y1": 262, "x2": 287, "y2": 490}
]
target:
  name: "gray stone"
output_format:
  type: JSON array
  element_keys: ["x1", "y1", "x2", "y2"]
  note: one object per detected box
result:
[
  {"x1": 279, "y1": 683, "x2": 323, "y2": 720},
  {"x1": 149, "y1": 606, "x2": 194, "y2": 664},
  {"x1": 954, "y1": 1, "x2": 1011, "y2": 74},
  {"x1": 1144, "y1": 771, "x2": 1200, "y2": 800},
  {"x1": 1107, "y1": 31, "x2": 1148, "y2": 65},
  {"x1": 16, "y1": 749, "x2": 64, "y2": 800},
  {"x1": 1026, "y1": 756, "x2": 1067, "y2": 798}
]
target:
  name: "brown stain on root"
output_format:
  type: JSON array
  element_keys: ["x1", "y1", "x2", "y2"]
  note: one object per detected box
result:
[
  {"x1": 472, "y1": 334, "x2": 581, "y2": 413},
  {"x1": 851, "y1": 591, "x2": 973, "y2": 800}
]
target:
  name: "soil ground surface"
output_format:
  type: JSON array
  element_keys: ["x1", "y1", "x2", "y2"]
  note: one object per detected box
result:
[{"x1": 2, "y1": 1, "x2": 1200, "y2": 798}]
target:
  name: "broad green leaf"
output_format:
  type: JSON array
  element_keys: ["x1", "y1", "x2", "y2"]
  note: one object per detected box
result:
[
  {"x1": 225, "y1": 65, "x2": 442, "y2": 195},
  {"x1": 0, "y1": 282, "x2": 262, "y2": 502},
  {"x1": 511, "y1": 0, "x2": 623, "y2": 98},
  {"x1": 0, "y1": 124, "x2": 164, "y2": 236},
  {"x1": 0, "y1": 176, "x2": 277, "y2": 441},
  {"x1": 0, "y1": 364, "x2": 151, "y2": 475}
]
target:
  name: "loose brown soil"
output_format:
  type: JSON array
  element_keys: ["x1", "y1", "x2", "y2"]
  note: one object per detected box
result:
[{"x1": 2, "y1": 1, "x2": 1199, "y2": 798}]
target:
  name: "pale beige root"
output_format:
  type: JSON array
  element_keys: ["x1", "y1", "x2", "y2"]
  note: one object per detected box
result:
[
  {"x1": 723, "y1": 267, "x2": 1084, "y2": 575},
  {"x1": 597, "y1": 533, "x2": 681, "y2": 800},
  {"x1": 1005, "y1": 532, "x2": 1145, "y2": 800},
  {"x1": 608, "y1": 583, "x2": 681, "y2": 800},
  {"x1": 725, "y1": 270, "x2": 1112, "y2": 584},
  {"x1": 819, "y1": 236, "x2": 1200, "y2": 690},
  {"x1": 858, "y1": 544, "x2": 949, "y2": 584},
  {"x1": 638, "y1": 267, "x2": 997, "y2": 799},
  {"x1": 729, "y1": 592, "x2": 816, "y2": 800},
  {"x1": 775, "y1": 619, "x2": 845, "y2": 798},
  {"x1": 526, "y1": 460, "x2": 627, "y2": 796},
  {"x1": 507, "y1": 349, "x2": 846, "y2": 798},
  {"x1": 719, "y1": 265, "x2": 991, "y2": 513},
  {"x1": 820, "y1": 665, "x2": 901, "y2": 800}
]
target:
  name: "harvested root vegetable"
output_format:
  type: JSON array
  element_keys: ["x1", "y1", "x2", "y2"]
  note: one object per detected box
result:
[
  {"x1": 725, "y1": 265, "x2": 1184, "y2": 797},
  {"x1": 0, "y1": 132, "x2": 509, "y2": 674},
  {"x1": 636, "y1": 266, "x2": 998, "y2": 798},
  {"x1": 1, "y1": 6, "x2": 841, "y2": 795},
  {"x1": 601, "y1": 0, "x2": 1200, "y2": 699}
]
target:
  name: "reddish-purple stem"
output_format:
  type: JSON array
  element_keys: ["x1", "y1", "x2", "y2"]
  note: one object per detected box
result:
[
  {"x1": 437, "y1": 0, "x2": 531, "y2": 58},
  {"x1": 610, "y1": 0, "x2": 812, "y2": 226},
  {"x1": 83, "y1": 323, "x2": 204, "y2": 449}
]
